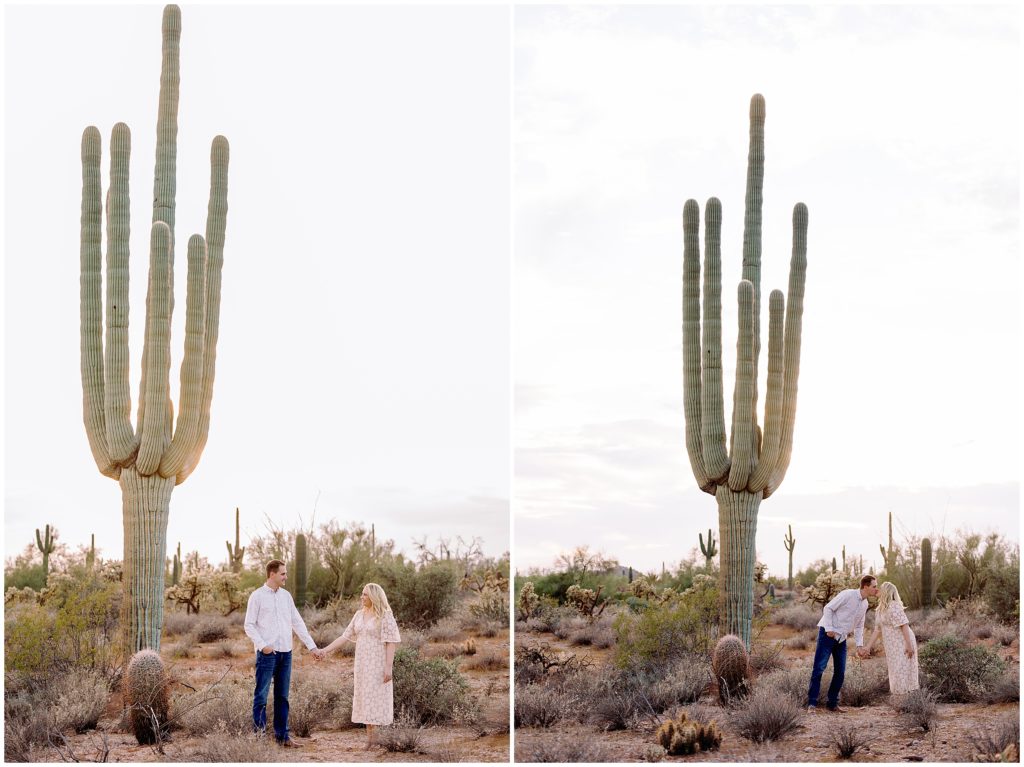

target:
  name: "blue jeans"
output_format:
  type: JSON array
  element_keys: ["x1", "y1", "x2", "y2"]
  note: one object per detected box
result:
[
  {"x1": 807, "y1": 627, "x2": 847, "y2": 709},
  {"x1": 253, "y1": 650, "x2": 292, "y2": 741}
]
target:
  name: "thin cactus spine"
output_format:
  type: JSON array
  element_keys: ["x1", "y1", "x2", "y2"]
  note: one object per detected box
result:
[
  {"x1": 295, "y1": 533, "x2": 308, "y2": 608},
  {"x1": 78, "y1": 5, "x2": 229, "y2": 653},
  {"x1": 35, "y1": 524, "x2": 56, "y2": 586},
  {"x1": 783, "y1": 524, "x2": 796, "y2": 589},
  {"x1": 699, "y1": 528, "x2": 718, "y2": 568},
  {"x1": 225, "y1": 507, "x2": 245, "y2": 573},
  {"x1": 921, "y1": 538, "x2": 932, "y2": 611},
  {"x1": 680, "y1": 94, "x2": 808, "y2": 647}
]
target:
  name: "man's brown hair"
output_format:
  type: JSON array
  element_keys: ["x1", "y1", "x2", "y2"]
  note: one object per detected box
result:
[
  {"x1": 266, "y1": 559, "x2": 286, "y2": 578},
  {"x1": 860, "y1": 574, "x2": 877, "y2": 589}
]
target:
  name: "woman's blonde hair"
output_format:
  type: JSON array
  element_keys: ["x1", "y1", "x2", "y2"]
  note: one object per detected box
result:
[
  {"x1": 876, "y1": 581, "x2": 903, "y2": 613},
  {"x1": 362, "y1": 582, "x2": 393, "y2": 620}
]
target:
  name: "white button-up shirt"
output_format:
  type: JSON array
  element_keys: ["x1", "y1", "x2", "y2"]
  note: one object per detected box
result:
[
  {"x1": 244, "y1": 584, "x2": 316, "y2": 653},
  {"x1": 817, "y1": 588, "x2": 869, "y2": 646}
]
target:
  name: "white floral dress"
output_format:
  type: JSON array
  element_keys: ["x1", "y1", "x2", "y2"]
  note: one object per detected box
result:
[
  {"x1": 341, "y1": 609, "x2": 401, "y2": 725},
  {"x1": 878, "y1": 603, "x2": 920, "y2": 694}
]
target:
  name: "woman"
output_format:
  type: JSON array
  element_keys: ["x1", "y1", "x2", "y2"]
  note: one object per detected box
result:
[
  {"x1": 318, "y1": 583, "x2": 401, "y2": 747},
  {"x1": 864, "y1": 581, "x2": 920, "y2": 698}
]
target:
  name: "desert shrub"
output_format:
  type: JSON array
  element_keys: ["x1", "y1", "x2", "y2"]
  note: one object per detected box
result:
[
  {"x1": 516, "y1": 732, "x2": 615, "y2": 762},
  {"x1": 786, "y1": 633, "x2": 810, "y2": 650},
  {"x1": 427, "y1": 615, "x2": 463, "y2": 642},
  {"x1": 896, "y1": 689, "x2": 938, "y2": 732},
  {"x1": 468, "y1": 588, "x2": 510, "y2": 624},
  {"x1": 984, "y1": 667, "x2": 1020, "y2": 704},
  {"x1": 514, "y1": 685, "x2": 567, "y2": 727},
  {"x1": 749, "y1": 641, "x2": 786, "y2": 676},
  {"x1": 309, "y1": 621, "x2": 343, "y2": 648},
  {"x1": 476, "y1": 620, "x2": 503, "y2": 638},
  {"x1": 193, "y1": 615, "x2": 230, "y2": 643},
  {"x1": 773, "y1": 601, "x2": 820, "y2": 630},
  {"x1": 401, "y1": 629, "x2": 427, "y2": 651},
  {"x1": 831, "y1": 723, "x2": 874, "y2": 759},
  {"x1": 463, "y1": 651, "x2": 508, "y2": 671},
  {"x1": 589, "y1": 672, "x2": 647, "y2": 730},
  {"x1": 983, "y1": 562, "x2": 1020, "y2": 623},
  {"x1": 172, "y1": 681, "x2": 252, "y2": 735},
  {"x1": 648, "y1": 655, "x2": 711, "y2": 710},
  {"x1": 288, "y1": 671, "x2": 349, "y2": 736},
  {"x1": 171, "y1": 635, "x2": 196, "y2": 659},
  {"x1": 970, "y1": 713, "x2": 1019, "y2": 762},
  {"x1": 163, "y1": 611, "x2": 198, "y2": 636},
  {"x1": 614, "y1": 585, "x2": 718, "y2": 669},
  {"x1": 732, "y1": 687, "x2": 802, "y2": 743},
  {"x1": 4, "y1": 689, "x2": 53, "y2": 761},
  {"x1": 176, "y1": 725, "x2": 278, "y2": 762},
  {"x1": 756, "y1": 666, "x2": 810, "y2": 706},
  {"x1": 51, "y1": 668, "x2": 110, "y2": 733},
  {"x1": 379, "y1": 560, "x2": 459, "y2": 628},
  {"x1": 919, "y1": 635, "x2": 1005, "y2": 702},
  {"x1": 641, "y1": 744, "x2": 666, "y2": 761},
  {"x1": 378, "y1": 712, "x2": 426, "y2": 753},
  {"x1": 992, "y1": 624, "x2": 1018, "y2": 647},
  {"x1": 393, "y1": 648, "x2": 474, "y2": 725},
  {"x1": 836, "y1": 661, "x2": 889, "y2": 707}
]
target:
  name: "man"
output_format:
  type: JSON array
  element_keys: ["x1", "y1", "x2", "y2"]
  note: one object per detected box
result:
[
  {"x1": 244, "y1": 559, "x2": 320, "y2": 746},
  {"x1": 806, "y1": 574, "x2": 879, "y2": 713}
]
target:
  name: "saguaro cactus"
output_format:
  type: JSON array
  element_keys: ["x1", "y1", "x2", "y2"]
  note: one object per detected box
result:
[
  {"x1": 921, "y1": 538, "x2": 932, "y2": 611},
  {"x1": 783, "y1": 524, "x2": 796, "y2": 589},
  {"x1": 681, "y1": 94, "x2": 809, "y2": 647},
  {"x1": 171, "y1": 542, "x2": 182, "y2": 586},
  {"x1": 879, "y1": 511, "x2": 895, "y2": 573},
  {"x1": 35, "y1": 525, "x2": 56, "y2": 586},
  {"x1": 699, "y1": 529, "x2": 718, "y2": 568},
  {"x1": 78, "y1": 5, "x2": 229, "y2": 653},
  {"x1": 295, "y1": 533, "x2": 308, "y2": 608},
  {"x1": 87, "y1": 533, "x2": 96, "y2": 569},
  {"x1": 226, "y1": 507, "x2": 245, "y2": 573}
]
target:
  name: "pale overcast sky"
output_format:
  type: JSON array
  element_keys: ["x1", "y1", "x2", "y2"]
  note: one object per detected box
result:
[
  {"x1": 514, "y1": 5, "x2": 1020, "y2": 576},
  {"x1": 4, "y1": 5, "x2": 511, "y2": 566}
]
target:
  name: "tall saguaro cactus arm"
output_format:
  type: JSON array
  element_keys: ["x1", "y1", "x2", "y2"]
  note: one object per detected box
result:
[{"x1": 77, "y1": 4, "x2": 229, "y2": 653}]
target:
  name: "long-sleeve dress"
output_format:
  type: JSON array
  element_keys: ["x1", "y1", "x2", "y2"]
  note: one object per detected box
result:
[
  {"x1": 877, "y1": 602, "x2": 920, "y2": 694},
  {"x1": 341, "y1": 609, "x2": 402, "y2": 725}
]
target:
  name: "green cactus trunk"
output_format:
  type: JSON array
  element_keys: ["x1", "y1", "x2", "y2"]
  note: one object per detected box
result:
[
  {"x1": 35, "y1": 524, "x2": 55, "y2": 587},
  {"x1": 120, "y1": 468, "x2": 173, "y2": 653},
  {"x1": 716, "y1": 487, "x2": 760, "y2": 647},
  {"x1": 226, "y1": 507, "x2": 244, "y2": 573},
  {"x1": 783, "y1": 524, "x2": 796, "y2": 590},
  {"x1": 921, "y1": 538, "x2": 932, "y2": 611},
  {"x1": 295, "y1": 533, "x2": 307, "y2": 608},
  {"x1": 87, "y1": 533, "x2": 96, "y2": 569}
]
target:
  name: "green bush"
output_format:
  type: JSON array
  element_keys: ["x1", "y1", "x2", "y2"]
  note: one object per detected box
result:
[
  {"x1": 984, "y1": 562, "x2": 1020, "y2": 623},
  {"x1": 919, "y1": 634, "x2": 1005, "y2": 702},
  {"x1": 392, "y1": 648, "x2": 474, "y2": 725},
  {"x1": 379, "y1": 561, "x2": 459, "y2": 628},
  {"x1": 614, "y1": 577, "x2": 718, "y2": 667}
]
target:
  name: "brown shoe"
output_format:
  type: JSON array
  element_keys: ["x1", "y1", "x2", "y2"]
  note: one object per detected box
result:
[
  {"x1": 279, "y1": 739, "x2": 303, "y2": 748},
  {"x1": 826, "y1": 706, "x2": 847, "y2": 714}
]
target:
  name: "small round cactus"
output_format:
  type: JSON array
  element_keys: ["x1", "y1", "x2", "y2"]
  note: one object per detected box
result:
[
  {"x1": 712, "y1": 634, "x2": 750, "y2": 704},
  {"x1": 124, "y1": 649, "x2": 170, "y2": 744},
  {"x1": 656, "y1": 710, "x2": 722, "y2": 755}
]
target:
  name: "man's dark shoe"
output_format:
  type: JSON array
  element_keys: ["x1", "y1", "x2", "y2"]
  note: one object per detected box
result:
[
  {"x1": 278, "y1": 739, "x2": 303, "y2": 748},
  {"x1": 826, "y1": 705, "x2": 847, "y2": 713}
]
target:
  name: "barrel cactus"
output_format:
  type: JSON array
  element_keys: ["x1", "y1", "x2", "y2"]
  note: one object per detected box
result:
[
  {"x1": 712, "y1": 633, "x2": 750, "y2": 704},
  {"x1": 124, "y1": 649, "x2": 170, "y2": 744},
  {"x1": 78, "y1": 5, "x2": 229, "y2": 653},
  {"x1": 680, "y1": 94, "x2": 809, "y2": 648},
  {"x1": 295, "y1": 533, "x2": 308, "y2": 608}
]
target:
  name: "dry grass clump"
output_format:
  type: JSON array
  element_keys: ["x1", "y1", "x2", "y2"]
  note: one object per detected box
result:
[
  {"x1": 193, "y1": 615, "x2": 230, "y2": 643},
  {"x1": 51, "y1": 668, "x2": 110, "y2": 733},
  {"x1": 773, "y1": 602, "x2": 820, "y2": 629},
  {"x1": 174, "y1": 726, "x2": 281, "y2": 762},
  {"x1": 171, "y1": 681, "x2": 252, "y2": 735},
  {"x1": 208, "y1": 641, "x2": 234, "y2": 659},
  {"x1": 589, "y1": 674, "x2": 646, "y2": 731},
  {"x1": 755, "y1": 666, "x2": 809, "y2": 706},
  {"x1": 648, "y1": 656, "x2": 711, "y2": 709},
  {"x1": 5, "y1": 689, "x2": 56, "y2": 761},
  {"x1": 731, "y1": 686, "x2": 802, "y2": 743},
  {"x1": 992, "y1": 624, "x2": 1019, "y2": 647},
  {"x1": 515, "y1": 732, "x2": 615, "y2": 762},
  {"x1": 835, "y1": 661, "x2": 889, "y2": 707},
  {"x1": 171, "y1": 635, "x2": 196, "y2": 659},
  {"x1": 831, "y1": 723, "x2": 874, "y2": 759},
  {"x1": 163, "y1": 611, "x2": 198, "y2": 636},
  {"x1": 427, "y1": 616, "x2": 463, "y2": 642},
  {"x1": 287, "y1": 672, "x2": 350, "y2": 736},
  {"x1": 640, "y1": 744, "x2": 666, "y2": 761},
  {"x1": 749, "y1": 641, "x2": 786, "y2": 675},
  {"x1": 378, "y1": 713, "x2": 426, "y2": 753},
  {"x1": 401, "y1": 629, "x2": 427, "y2": 651},
  {"x1": 786, "y1": 633, "x2": 811, "y2": 650},
  {"x1": 309, "y1": 621, "x2": 343, "y2": 649},
  {"x1": 969, "y1": 713, "x2": 1019, "y2": 762},
  {"x1": 463, "y1": 650, "x2": 508, "y2": 671},
  {"x1": 475, "y1": 620, "x2": 504, "y2": 638},
  {"x1": 514, "y1": 685, "x2": 567, "y2": 728},
  {"x1": 984, "y1": 667, "x2": 1020, "y2": 704},
  {"x1": 896, "y1": 689, "x2": 939, "y2": 733}
]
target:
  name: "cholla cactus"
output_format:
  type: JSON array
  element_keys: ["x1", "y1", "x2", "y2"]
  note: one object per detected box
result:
[
  {"x1": 124, "y1": 649, "x2": 170, "y2": 744},
  {"x1": 712, "y1": 634, "x2": 750, "y2": 704},
  {"x1": 565, "y1": 583, "x2": 606, "y2": 621},
  {"x1": 630, "y1": 576, "x2": 656, "y2": 600},
  {"x1": 78, "y1": 5, "x2": 229, "y2": 653},
  {"x1": 225, "y1": 507, "x2": 245, "y2": 573},
  {"x1": 518, "y1": 581, "x2": 540, "y2": 620},
  {"x1": 803, "y1": 570, "x2": 854, "y2": 608},
  {"x1": 656, "y1": 709, "x2": 722, "y2": 755},
  {"x1": 680, "y1": 94, "x2": 809, "y2": 648}
]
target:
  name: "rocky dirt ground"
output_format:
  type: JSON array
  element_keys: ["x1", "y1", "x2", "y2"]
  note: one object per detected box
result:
[
  {"x1": 35, "y1": 619, "x2": 510, "y2": 763},
  {"x1": 515, "y1": 622, "x2": 1019, "y2": 763}
]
